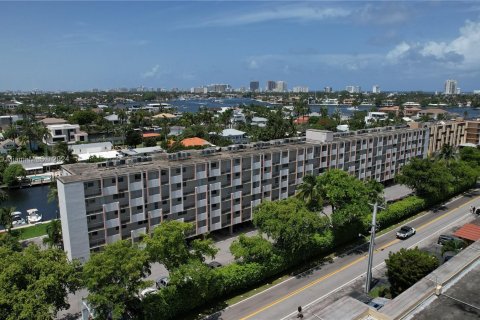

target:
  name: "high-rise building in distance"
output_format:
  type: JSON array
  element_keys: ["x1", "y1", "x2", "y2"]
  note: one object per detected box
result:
[
  {"x1": 346, "y1": 85, "x2": 361, "y2": 93},
  {"x1": 324, "y1": 86, "x2": 333, "y2": 93},
  {"x1": 292, "y1": 86, "x2": 309, "y2": 93},
  {"x1": 275, "y1": 81, "x2": 287, "y2": 93},
  {"x1": 445, "y1": 80, "x2": 458, "y2": 95},
  {"x1": 372, "y1": 85, "x2": 380, "y2": 94},
  {"x1": 266, "y1": 81, "x2": 276, "y2": 92},
  {"x1": 249, "y1": 81, "x2": 260, "y2": 92}
]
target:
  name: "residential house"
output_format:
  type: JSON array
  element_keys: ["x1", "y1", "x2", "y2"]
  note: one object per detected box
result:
[
  {"x1": 251, "y1": 117, "x2": 268, "y2": 127},
  {"x1": 104, "y1": 114, "x2": 120, "y2": 125},
  {"x1": 221, "y1": 129, "x2": 249, "y2": 144},
  {"x1": 180, "y1": 137, "x2": 213, "y2": 147},
  {"x1": 170, "y1": 126, "x2": 185, "y2": 136},
  {"x1": 417, "y1": 108, "x2": 448, "y2": 120},
  {"x1": 45, "y1": 124, "x2": 88, "y2": 146},
  {"x1": 0, "y1": 139, "x2": 16, "y2": 154},
  {"x1": 365, "y1": 112, "x2": 388, "y2": 124},
  {"x1": 39, "y1": 117, "x2": 68, "y2": 126},
  {"x1": 378, "y1": 106, "x2": 400, "y2": 117}
]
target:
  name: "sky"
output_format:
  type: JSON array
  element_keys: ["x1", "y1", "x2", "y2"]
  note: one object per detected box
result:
[{"x1": 1, "y1": 1, "x2": 480, "y2": 92}]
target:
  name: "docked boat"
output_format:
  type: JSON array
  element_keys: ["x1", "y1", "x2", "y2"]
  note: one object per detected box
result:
[
  {"x1": 347, "y1": 106, "x2": 359, "y2": 111},
  {"x1": 27, "y1": 208, "x2": 42, "y2": 224},
  {"x1": 11, "y1": 211, "x2": 26, "y2": 226}
]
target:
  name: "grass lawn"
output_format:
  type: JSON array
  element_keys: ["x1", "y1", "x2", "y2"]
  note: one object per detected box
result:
[{"x1": 17, "y1": 223, "x2": 49, "y2": 240}]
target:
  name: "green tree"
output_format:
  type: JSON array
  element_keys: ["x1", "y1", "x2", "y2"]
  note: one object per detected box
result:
[
  {"x1": 385, "y1": 247, "x2": 439, "y2": 297},
  {"x1": 230, "y1": 234, "x2": 275, "y2": 264},
  {"x1": 0, "y1": 245, "x2": 82, "y2": 320},
  {"x1": 125, "y1": 129, "x2": 143, "y2": 147},
  {"x1": 143, "y1": 137, "x2": 157, "y2": 147},
  {"x1": 441, "y1": 239, "x2": 466, "y2": 257},
  {"x1": 43, "y1": 220, "x2": 63, "y2": 248},
  {"x1": 253, "y1": 198, "x2": 327, "y2": 253},
  {"x1": 396, "y1": 158, "x2": 453, "y2": 200},
  {"x1": 436, "y1": 144, "x2": 457, "y2": 163},
  {"x1": 0, "y1": 232, "x2": 22, "y2": 251},
  {"x1": 54, "y1": 142, "x2": 78, "y2": 164},
  {"x1": 70, "y1": 110, "x2": 98, "y2": 125},
  {"x1": 296, "y1": 174, "x2": 323, "y2": 212},
  {"x1": 0, "y1": 207, "x2": 15, "y2": 232},
  {"x1": 83, "y1": 240, "x2": 151, "y2": 320},
  {"x1": 144, "y1": 220, "x2": 218, "y2": 271},
  {"x1": 3, "y1": 163, "x2": 26, "y2": 187}
]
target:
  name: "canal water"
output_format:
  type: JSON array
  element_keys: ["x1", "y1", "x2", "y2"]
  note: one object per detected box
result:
[{"x1": 2, "y1": 185, "x2": 58, "y2": 224}]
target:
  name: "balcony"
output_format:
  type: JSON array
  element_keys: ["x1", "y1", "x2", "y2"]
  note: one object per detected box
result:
[
  {"x1": 253, "y1": 161, "x2": 261, "y2": 170},
  {"x1": 197, "y1": 212, "x2": 207, "y2": 221},
  {"x1": 130, "y1": 181, "x2": 143, "y2": 191},
  {"x1": 149, "y1": 209, "x2": 161, "y2": 218},
  {"x1": 130, "y1": 197, "x2": 144, "y2": 207},
  {"x1": 233, "y1": 164, "x2": 241, "y2": 173},
  {"x1": 233, "y1": 178, "x2": 241, "y2": 186},
  {"x1": 103, "y1": 202, "x2": 119, "y2": 212},
  {"x1": 210, "y1": 195, "x2": 220, "y2": 204},
  {"x1": 171, "y1": 204, "x2": 183, "y2": 214},
  {"x1": 210, "y1": 182, "x2": 221, "y2": 191},
  {"x1": 105, "y1": 218, "x2": 120, "y2": 229},
  {"x1": 103, "y1": 185, "x2": 117, "y2": 196},
  {"x1": 131, "y1": 212, "x2": 145, "y2": 223},
  {"x1": 211, "y1": 208, "x2": 221, "y2": 218},
  {"x1": 196, "y1": 171, "x2": 207, "y2": 179},
  {"x1": 252, "y1": 174, "x2": 261, "y2": 183},
  {"x1": 197, "y1": 199, "x2": 207, "y2": 208},
  {"x1": 171, "y1": 175, "x2": 182, "y2": 184},
  {"x1": 171, "y1": 189, "x2": 183, "y2": 199},
  {"x1": 210, "y1": 168, "x2": 221, "y2": 176},
  {"x1": 252, "y1": 186, "x2": 261, "y2": 194},
  {"x1": 147, "y1": 193, "x2": 161, "y2": 203},
  {"x1": 264, "y1": 160, "x2": 272, "y2": 167},
  {"x1": 131, "y1": 227, "x2": 147, "y2": 239},
  {"x1": 106, "y1": 234, "x2": 121, "y2": 244},
  {"x1": 148, "y1": 179, "x2": 160, "y2": 188}
]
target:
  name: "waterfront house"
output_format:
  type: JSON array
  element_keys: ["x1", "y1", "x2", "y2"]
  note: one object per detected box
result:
[
  {"x1": 221, "y1": 129, "x2": 249, "y2": 144},
  {"x1": 251, "y1": 117, "x2": 268, "y2": 127},
  {"x1": 45, "y1": 124, "x2": 88, "y2": 146},
  {"x1": 0, "y1": 139, "x2": 16, "y2": 154}
]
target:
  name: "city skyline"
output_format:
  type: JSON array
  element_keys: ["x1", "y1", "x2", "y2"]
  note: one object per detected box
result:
[{"x1": 1, "y1": 1, "x2": 480, "y2": 92}]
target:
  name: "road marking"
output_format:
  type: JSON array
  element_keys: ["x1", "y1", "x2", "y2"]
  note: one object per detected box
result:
[
  {"x1": 238, "y1": 255, "x2": 367, "y2": 320},
  {"x1": 239, "y1": 194, "x2": 480, "y2": 320},
  {"x1": 279, "y1": 205, "x2": 477, "y2": 320}
]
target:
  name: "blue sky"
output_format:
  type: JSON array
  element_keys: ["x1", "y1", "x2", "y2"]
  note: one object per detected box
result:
[{"x1": 1, "y1": 1, "x2": 480, "y2": 92}]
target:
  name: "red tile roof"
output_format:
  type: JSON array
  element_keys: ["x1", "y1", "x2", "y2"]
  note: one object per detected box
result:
[
  {"x1": 181, "y1": 137, "x2": 210, "y2": 147},
  {"x1": 143, "y1": 133, "x2": 161, "y2": 138},
  {"x1": 453, "y1": 223, "x2": 480, "y2": 241}
]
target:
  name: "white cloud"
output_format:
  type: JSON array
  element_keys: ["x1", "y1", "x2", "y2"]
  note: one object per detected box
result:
[
  {"x1": 142, "y1": 65, "x2": 160, "y2": 78},
  {"x1": 198, "y1": 5, "x2": 350, "y2": 27},
  {"x1": 385, "y1": 20, "x2": 480, "y2": 70},
  {"x1": 247, "y1": 59, "x2": 259, "y2": 70}
]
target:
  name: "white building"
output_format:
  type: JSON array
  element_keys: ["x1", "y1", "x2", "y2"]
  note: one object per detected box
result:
[
  {"x1": 0, "y1": 100, "x2": 22, "y2": 109},
  {"x1": 346, "y1": 86, "x2": 361, "y2": 93},
  {"x1": 445, "y1": 80, "x2": 457, "y2": 95},
  {"x1": 372, "y1": 85, "x2": 380, "y2": 94},
  {"x1": 221, "y1": 129, "x2": 249, "y2": 144},
  {"x1": 292, "y1": 86, "x2": 309, "y2": 93},
  {"x1": 251, "y1": 117, "x2": 268, "y2": 127},
  {"x1": 0, "y1": 139, "x2": 16, "y2": 155},
  {"x1": 276, "y1": 81, "x2": 287, "y2": 93},
  {"x1": 365, "y1": 112, "x2": 388, "y2": 124},
  {"x1": 45, "y1": 124, "x2": 88, "y2": 146},
  {"x1": 69, "y1": 142, "x2": 118, "y2": 162}
]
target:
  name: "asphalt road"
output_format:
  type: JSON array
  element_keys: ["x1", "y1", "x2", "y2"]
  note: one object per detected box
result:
[{"x1": 212, "y1": 189, "x2": 480, "y2": 320}]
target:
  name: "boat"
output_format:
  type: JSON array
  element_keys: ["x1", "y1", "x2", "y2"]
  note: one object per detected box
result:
[
  {"x1": 347, "y1": 106, "x2": 359, "y2": 111},
  {"x1": 27, "y1": 208, "x2": 42, "y2": 224},
  {"x1": 11, "y1": 211, "x2": 26, "y2": 226}
]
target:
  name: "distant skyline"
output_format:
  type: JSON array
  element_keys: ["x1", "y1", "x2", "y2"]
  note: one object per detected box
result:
[{"x1": 1, "y1": 1, "x2": 480, "y2": 92}]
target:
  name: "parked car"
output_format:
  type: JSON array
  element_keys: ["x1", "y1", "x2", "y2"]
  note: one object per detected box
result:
[
  {"x1": 396, "y1": 226, "x2": 416, "y2": 239},
  {"x1": 155, "y1": 276, "x2": 170, "y2": 289},
  {"x1": 437, "y1": 234, "x2": 462, "y2": 245},
  {"x1": 207, "y1": 261, "x2": 222, "y2": 269}
]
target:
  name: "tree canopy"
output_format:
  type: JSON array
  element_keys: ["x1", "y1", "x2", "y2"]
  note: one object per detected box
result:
[
  {"x1": 0, "y1": 245, "x2": 82, "y2": 320},
  {"x1": 385, "y1": 247, "x2": 439, "y2": 297},
  {"x1": 83, "y1": 240, "x2": 151, "y2": 320},
  {"x1": 3, "y1": 163, "x2": 26, "y2": 186}
]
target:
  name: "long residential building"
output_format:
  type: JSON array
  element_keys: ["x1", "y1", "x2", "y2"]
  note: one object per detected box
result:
[{"x1": 58, "y1": 122, "x2": 465, "y2": 261}]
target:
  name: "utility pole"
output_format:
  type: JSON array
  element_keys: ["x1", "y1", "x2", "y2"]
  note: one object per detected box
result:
[{"x1": 365, "y1": 202, "x2": 378, "y2": 293}]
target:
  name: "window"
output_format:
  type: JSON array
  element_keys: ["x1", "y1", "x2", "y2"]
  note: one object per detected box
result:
[
  {"x1": 118, "y1": 177, "x2": 124, "y2": 183},
  {"x1": 134, "y1": 174, "x2": 141, "y2": 181},
  {"x1": 137, "y1": 206, "x2": 142, "y2": 210},
  {"x1": 111, "y1": 178, "x2": 116, "y2": 184}
]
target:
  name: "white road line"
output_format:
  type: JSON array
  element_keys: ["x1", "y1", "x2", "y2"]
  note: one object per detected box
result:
[{"x1": 279, "y1": 209, "x2": 475, "y2": 320}]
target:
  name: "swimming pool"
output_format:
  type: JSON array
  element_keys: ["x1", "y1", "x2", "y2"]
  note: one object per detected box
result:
[{"x1": 29, "y1": 175, "x2": 52, "y2": 181}]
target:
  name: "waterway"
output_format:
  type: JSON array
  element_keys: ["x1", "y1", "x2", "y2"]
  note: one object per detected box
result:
[
  {"x1": 2, "y1": 185, "x2": 58, "y2": 225},
  {"x1": 168, "y1": 98, "x2": 480, "y2": 119}
]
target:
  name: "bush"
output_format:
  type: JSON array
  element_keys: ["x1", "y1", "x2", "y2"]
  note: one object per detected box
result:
[{"x1": 372, "y1": 196, "x2": 427, "y2": 229}]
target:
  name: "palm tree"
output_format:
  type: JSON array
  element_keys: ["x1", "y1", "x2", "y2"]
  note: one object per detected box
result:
[
  {"x1": 54, "y1": 142, "x2": 78, "y2": 164},
  {"x1": 437, "y1": 144, "x2": 457, "y2": 163},
  {"x1": 0, "y1": 207, "x2": 15, "y2": 232},
  {"x1": 48, "y1": 181, "x2": 59, "y2": 218},
  {"x1": 296, "y1": 175, "x2": 321, "y2": 211},
  {"x1": 43, "y1": 219, "x2": 63, "y2": 248},
  {"x1": 441, "y1": 239, "x2": 465, "y2": 257}
]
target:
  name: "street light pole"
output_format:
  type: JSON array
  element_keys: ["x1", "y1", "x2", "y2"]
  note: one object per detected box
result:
[{"x1": 365, "y1": 202, "x2": 378, "y2": 293}]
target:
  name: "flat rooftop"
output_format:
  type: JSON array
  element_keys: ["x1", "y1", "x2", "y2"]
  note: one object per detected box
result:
[{"x1": 58, "y1": 125, "x2": 426, "y2": 184}]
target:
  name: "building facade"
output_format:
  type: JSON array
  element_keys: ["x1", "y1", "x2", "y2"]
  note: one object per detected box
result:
[
  {"x1": 444, "y1": 79, "x2": 458, "y2": 95},
  {"x1": 58, "y1": 124, "x2": 447, "y2": 260},
  {"x1": 45, "y1": 124, "x2": 88, "y2": 146},
  {"x1": 249, "y1": 81, "x2": 260, "y2": 92}
]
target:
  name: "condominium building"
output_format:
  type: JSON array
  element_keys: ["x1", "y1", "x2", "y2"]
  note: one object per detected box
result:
[
  {"x1": 444, "y1": 80, "x2": 458, "y2": 95},
  {"x1": 266, "y1": 81, "x2": 276, "y2": 92},
  {"x1": 409, "y1": 121, "x2": 466, "y2": 156},
  {"x1": 346, "y1": 86, "x2": 361, "y2": 94},
  {"x1": 249, "y1": 81, "x2": 260, "y2": 92},
  {"x1": 58, "y1": 125, "x2": 435, "y2": 261},
  {"x1": 275, "y1": 81, "x2": 287, "y2": 93},
  {"x1": 372, "y1": 85, "x2": 380, "y2": 94}
]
